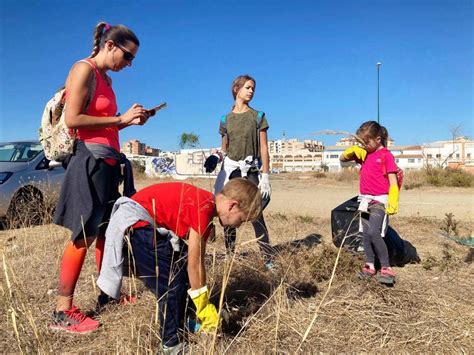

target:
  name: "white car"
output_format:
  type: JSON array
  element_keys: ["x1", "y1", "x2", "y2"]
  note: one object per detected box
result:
[{"x1": 0, "y1": 141, "x2": 65, "y2": 228}]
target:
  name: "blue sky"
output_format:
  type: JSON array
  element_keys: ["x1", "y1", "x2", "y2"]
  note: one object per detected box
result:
[{"x1": 0, "y1": 0, "x2": 472, "y2": 151}]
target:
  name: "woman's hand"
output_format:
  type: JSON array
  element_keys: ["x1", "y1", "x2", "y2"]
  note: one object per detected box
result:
[{"x1": 119, "y1": 104, "x2": 149, "y2": 126}]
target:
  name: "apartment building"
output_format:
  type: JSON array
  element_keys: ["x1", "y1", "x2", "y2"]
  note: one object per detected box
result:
[
  {"x1": 121, "y1": 139, "x2": 160, "y2": 156},
  {"x1": 268, "y1": 139, "x2": 324, "y2": 172},
  {"x1": 423, "y1": 137, "x2": 474, "y2": 171}
]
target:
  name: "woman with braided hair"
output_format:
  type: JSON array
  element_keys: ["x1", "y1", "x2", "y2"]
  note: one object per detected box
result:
[{"x1": 51, "y1": 22, "x2": 151, "y2": 333}]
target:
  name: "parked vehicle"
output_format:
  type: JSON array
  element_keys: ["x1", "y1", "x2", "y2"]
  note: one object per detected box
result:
[{"x1": 0, "y1": 141, "x2": 65, "y2": 228}]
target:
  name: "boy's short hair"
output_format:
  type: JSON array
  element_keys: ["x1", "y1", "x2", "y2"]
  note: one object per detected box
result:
[{"x1": 219, "y1": 178, "x2": 262, "y2": 221}]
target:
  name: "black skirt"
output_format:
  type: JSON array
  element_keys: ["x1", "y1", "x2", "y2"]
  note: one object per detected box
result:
[{"x1": 54, "y1": 141, "x2": 120, "y2": 240}]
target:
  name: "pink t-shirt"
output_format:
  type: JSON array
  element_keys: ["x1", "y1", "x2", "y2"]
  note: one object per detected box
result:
[
  {"x1": 360, "y1": 148, "x2": 398, "y2": 195},
  {"x1": 74, "y1": 59, "x2": 120, "y2": 152}
]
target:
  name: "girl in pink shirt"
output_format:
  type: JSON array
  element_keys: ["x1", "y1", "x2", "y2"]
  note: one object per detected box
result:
[{"x1": 340, "y1": 121, "x2": 399, "y2": 284}]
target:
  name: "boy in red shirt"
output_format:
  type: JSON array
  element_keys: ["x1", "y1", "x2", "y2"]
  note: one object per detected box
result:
[{"x1": 96, "y1": 178, "x2": 261, "y2": 352}]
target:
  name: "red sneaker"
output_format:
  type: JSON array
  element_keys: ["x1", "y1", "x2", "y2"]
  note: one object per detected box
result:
[
  {"x1": 50, "y1": 305, "x2": 100, "y2": 334},
  {"x1": 358, "y1": 264, "x2": 376, "y2": 279},
  {"x1": 377, "y1": 267, "x2": 396, "y2": 285}
]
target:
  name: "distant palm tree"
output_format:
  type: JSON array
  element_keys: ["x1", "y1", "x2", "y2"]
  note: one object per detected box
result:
[{"x1": 179, "y1": 132, "x2": 200, "y2": 149}]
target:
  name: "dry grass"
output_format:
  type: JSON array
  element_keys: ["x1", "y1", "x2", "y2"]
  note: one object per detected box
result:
[{"x1": 1, "y1": 179, "x2": 473, "y2": 353}]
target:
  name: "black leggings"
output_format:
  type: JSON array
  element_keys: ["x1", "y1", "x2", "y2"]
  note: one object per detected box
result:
[{"x1": 224, "y1": 169, "x2": 273, "y2": 260}]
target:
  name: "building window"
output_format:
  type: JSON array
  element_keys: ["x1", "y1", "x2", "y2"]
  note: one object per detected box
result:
[
  {"x1": 427, "y1": 154, "x2": 432, "y2": 158},
  {"x1": 418, "y1": 159, "x2": 422, "y2": 163},
  {"x1": 395, "y1": 159, "x2": 399, "y2": 163},
  {"x1": 468, "y1": 153, "x2": 471, "y2": 159},
  {"x1": 456, "y1": 154, "x2": 460, "y2": 158},
  {"x1": 330, "y1": 154, "x2": 339, "y2": 159},
  {"x1": 436, "y1": 154, "x2": 441, "y2": 158},
  {"x1": 408, "y1": 159, "x2": 415, "y2": 163}
]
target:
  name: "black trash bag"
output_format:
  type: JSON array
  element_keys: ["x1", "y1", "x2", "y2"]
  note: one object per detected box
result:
[
  {"x1": 204, "y1": 155, "x2": 219, "y2": 173},
  {"x1": 331, "y1": 196, "x2": 420, "y2": 267}
]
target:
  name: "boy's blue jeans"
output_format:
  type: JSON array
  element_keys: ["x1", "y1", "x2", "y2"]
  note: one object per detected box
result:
[{"x1": 129, "y1": 226, "x2": 189, "y2": 347}]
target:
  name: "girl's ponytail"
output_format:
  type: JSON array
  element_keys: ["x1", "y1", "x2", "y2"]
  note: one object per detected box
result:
[
  {"x1": 380, "y1": 126, "x2": 389, "y2": 147},
  {"x1": 89, "y1": 22, "x2": 109, "y2": 58}
]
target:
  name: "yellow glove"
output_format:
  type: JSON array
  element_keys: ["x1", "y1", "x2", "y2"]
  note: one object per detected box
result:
[
  {"x1": 342, "y1": 146, "x2": 367, "y2": 162},
  {"x1": 386, "y1": 185, "x2": 399, "y2": 215},
  {"x1": 188, "y1": 286, "x2": 219, "y2": 332}
]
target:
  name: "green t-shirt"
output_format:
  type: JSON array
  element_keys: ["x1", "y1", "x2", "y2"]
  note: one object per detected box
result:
[{"x1": 218, "y1": 108, "x2": 269, "y2": 161}]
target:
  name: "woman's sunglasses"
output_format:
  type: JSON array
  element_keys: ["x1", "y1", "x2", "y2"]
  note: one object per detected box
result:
[{"x1": 116, "y1": 44, "x2": 135, "y2": 62}]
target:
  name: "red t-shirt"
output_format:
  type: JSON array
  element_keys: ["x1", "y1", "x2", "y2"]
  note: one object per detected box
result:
[
  {"x1": 132, "y1": 182, "x2": 216, "y2": 240},
  {"x1": 360, "y1": 148, "x2": 398, "y2": 195}
]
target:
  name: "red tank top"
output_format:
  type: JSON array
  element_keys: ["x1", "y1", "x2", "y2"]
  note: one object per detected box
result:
[{"x1": 74, "y1": 59, "x2": 120, "y2": 152}]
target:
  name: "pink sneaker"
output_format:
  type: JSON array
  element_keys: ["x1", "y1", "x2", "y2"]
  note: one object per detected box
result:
[
  {"x1": 50, "y1": 305, "x2": 100, "y2": 334},
  {"x1": 378, "y1": 267, "x2": 396, "y2": 285},
  {"x1": 358, "y1": 264, "x2": 376, "y2": 279}
]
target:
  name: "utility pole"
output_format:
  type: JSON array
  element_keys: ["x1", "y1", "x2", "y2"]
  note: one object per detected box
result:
[{"x1": 377, "y1": 62, "x2": 382, "y2": 123}]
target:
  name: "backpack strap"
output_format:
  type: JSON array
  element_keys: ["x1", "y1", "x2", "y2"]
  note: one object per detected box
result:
[
  {"x1": 219, "y1": 114, "x2": 228, "y2": 148},
  {"x1": 256, "y1": 111, "x2": 264, "y2": 130},
  {"x1": 76, "y1": 59, "x2": 97, "y2": 111},
  {"x1": 220, "y1": 115, "x2": 227, "y2": 130}
]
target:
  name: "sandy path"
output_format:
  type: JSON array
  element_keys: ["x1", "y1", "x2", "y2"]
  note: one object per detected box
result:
[{"x1": 267, "y1": 178, "x2": 474, "y2": 221}]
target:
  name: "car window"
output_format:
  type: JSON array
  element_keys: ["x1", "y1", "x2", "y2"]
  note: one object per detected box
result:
[{"x1": 0, "y1": 142, "x2": 43, "y2": 162}]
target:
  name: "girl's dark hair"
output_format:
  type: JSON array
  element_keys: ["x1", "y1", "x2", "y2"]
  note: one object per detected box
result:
[
  {"x1": 356, "y1": 120, "x2": 389, "y2": 147},
  {"x1": 90, "y1": 22, "x2": 140, "y2": 58},
  {"x1": 231, "y1": 75, "x2": 256, "y2": 100}
]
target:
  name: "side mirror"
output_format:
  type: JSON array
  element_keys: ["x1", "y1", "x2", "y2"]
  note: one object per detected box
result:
[{"x1": 48, "y1": 160, "x2": 63, "y2": 170}]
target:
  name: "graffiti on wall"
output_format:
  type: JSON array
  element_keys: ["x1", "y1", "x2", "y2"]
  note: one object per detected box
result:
[{"x1": 145, "y1": 156, "x2": 176, "y2": 176}]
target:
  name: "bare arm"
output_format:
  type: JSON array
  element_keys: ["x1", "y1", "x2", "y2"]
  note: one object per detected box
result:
[
  {"x1": 64, "y1": 62, "x2": 147, "y2": 130},
  {"x1": 388, "y1": 172, "x2": 398, "y2": 187},
  {"x1": 259, "y1": 130, "x2": 270, "y2": 173},
  {"x1": 221, "y1": 135, "x2": 227, "y2": 153},
  {"x1": 187, "y1": 227, "x2": 207, "y2": 290}
]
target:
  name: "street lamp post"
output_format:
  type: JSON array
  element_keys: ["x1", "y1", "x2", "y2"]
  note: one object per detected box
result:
[{"x1": 376, "y1": 62, "x2": 382, "y2": 123}]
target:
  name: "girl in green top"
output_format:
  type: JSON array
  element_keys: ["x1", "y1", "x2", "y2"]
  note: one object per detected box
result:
[{"x1": 214, "y1": 74, "x2": 274, "y2": 269}]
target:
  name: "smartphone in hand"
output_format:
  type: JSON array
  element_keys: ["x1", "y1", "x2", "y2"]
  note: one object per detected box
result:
[{"x1": 147, "y1": 102, "x2": 167, "y2": 117}]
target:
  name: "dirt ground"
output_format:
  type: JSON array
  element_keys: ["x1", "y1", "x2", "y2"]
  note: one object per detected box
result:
[
  {"x1": 136, "y1": 175, "x2": 474, "y2": 222},
  {"x1": 1, "y1": 175, "x2": 473, "y2": 353}
]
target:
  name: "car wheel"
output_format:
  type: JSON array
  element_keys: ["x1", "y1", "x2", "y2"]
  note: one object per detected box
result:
[{"x1": 6, "y1": 187, "x2": 45, "y2": 229}]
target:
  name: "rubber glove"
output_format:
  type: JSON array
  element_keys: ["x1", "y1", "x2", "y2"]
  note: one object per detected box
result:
[
  {"x1": 258, "y1": 173, "x2": 271, "y2": 199},
  {"x1": 204, "y1": 151, "x2": 224, "y2": 173},
  {"x1": 188, "y1": 286, "x2": 219, "y2": 332},
  {"x1": 386, "y1": 185, "x2": 399, "y2": 215},
  {"x1": 342, "y1": 146, "x2": 367, "y2": 162}
]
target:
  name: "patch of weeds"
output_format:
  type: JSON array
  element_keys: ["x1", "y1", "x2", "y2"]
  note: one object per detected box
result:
[
  {"x1": 271, "y1": 212, "x2": 288, "y2": 221},
  {"x1": 313, "y1": 172, "x2": 327, "y2": 179},
  {"x1": 422, "y1": 244, "x2": 459, "y2": 273},
  {"x1": 440, "y1": 213, "x2": 459, "y2": 237},
  {"x1": 308, "y1": 245, "x2": 361, "y2": 282},
  {"x1": 422, "y1": 254, "x2": 438, "y2": 271},
  {"x1": 439, "y1": 243, "x2": 457, "y2": 272},
  {"x1": 296, "y1": 215, "x2": 314, "y2": 224}
]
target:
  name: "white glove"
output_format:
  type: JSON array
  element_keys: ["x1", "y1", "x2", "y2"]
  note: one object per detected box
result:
[{"x1": 258, "y1": 173, "x2": 271, "y2": 199}]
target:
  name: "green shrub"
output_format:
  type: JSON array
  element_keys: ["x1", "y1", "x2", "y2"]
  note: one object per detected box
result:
[{"x1": 425, "y1": 167, "x2": 472, "y2": 187}]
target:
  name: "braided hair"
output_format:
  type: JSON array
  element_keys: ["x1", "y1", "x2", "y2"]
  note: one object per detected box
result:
[{"x1": 89, "y1": 21, "x2": 139, "y2": 58}]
